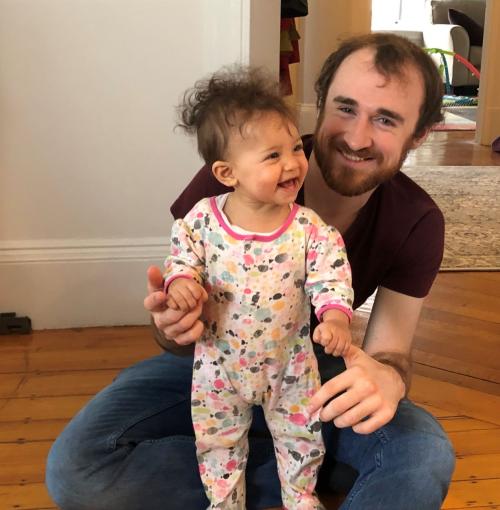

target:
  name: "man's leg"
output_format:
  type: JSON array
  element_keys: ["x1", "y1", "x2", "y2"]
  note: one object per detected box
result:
[
  {"x1": 322, "y1": 399, "x2": 455, "y2": 510},
  {"x1": 46, "y1": 352, "x2": 281, "y2": 510}
]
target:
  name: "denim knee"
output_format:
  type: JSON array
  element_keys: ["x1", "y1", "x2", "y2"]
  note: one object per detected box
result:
[
  {"x1": 391, "y1": 401, "x2": 456, "y2": 486},
  {"x1": 46, "y1": 427, "x2": 88, "y2": 509},
  {"x1": 380, "y1": 402, "x2": 455, "y2": 495},
  {"x1": 337, "y1": 401, "x2": 456, "y2": 510}
]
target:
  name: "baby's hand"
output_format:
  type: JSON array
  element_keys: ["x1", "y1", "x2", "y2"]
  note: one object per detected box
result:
[
  {"x1": 313, "y1": 317, "x2": 352, "y2": 357},
  {"x1": 166, "y1": 278, "x2": 205, "y2": 312}
]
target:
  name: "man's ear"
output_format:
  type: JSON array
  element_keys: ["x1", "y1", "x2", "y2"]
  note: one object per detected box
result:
[
  {"x1": 410, "y1": 128, "x2": 431, "y2": 150},
  {"x1": 212, "y1": 161, "x2": 237, "y2": 187}
]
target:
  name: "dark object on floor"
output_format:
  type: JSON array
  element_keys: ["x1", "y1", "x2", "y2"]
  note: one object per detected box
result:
[
  {"x1": 493, "y1": 137, "x2": 500, "y2": 153},
  {"x1": 0, "y1": 312, "x2": 32, "y2": 334}
]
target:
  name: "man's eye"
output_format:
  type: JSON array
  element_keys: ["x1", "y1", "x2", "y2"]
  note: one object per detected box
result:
[
  {"x1": 293, "y1": 143, "x2": 304, "y2": 152},
  {"x1": 377, "y1": 117, "x2": 396, "y2": 127},
  {"x1": 338, "y1": 106, "x2": 354, "y2": 114}
]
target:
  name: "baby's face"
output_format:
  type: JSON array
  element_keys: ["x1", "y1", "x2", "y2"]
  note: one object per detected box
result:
[{"x1": 226, "y1": 112, "x2": 308, "y2": 207}]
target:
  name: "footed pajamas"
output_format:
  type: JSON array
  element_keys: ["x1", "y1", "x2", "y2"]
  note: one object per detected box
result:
[{"x1": 164, "y1": 196, "x2": 353, "y2": 509}]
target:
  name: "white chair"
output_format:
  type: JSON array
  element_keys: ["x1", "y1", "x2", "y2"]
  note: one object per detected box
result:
[{"x1": 423, "y1": 0, "x2": 486, "y2": 89}]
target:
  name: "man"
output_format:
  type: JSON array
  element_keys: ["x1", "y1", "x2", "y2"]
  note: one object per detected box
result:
[{"x1": 46, "y1": 33, "x2": 455, "y2": 510}]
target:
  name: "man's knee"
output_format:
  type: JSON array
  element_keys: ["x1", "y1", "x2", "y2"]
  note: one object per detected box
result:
[
  {"x1": 46, "y1": 431, "x2": 87, "y2": 509},
  {"x1": 45, "y1": 419, "x2": 117, "y2": 510},
  {"x1": 388, "y1": 401, "x2": 455, "y2": 485},
  {"x1": 402, "y1": 428, "x2": 454, "y2": 481}
]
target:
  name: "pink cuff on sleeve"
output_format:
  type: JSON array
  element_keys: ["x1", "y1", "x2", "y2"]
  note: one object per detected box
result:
[
  {"x1": 315, "y1": 304, "x2": 353, "y2": 323},
  {"x1": 163, "y1": 274, "x2": 194, "y2": 293}
]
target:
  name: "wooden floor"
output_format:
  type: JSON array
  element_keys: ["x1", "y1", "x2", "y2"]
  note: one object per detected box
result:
[{"x1": 1, "y1": 131, "x2": 499, "y2": 509}]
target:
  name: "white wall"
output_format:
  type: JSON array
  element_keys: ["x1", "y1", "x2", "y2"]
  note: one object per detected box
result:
[{"x1": 0, "y1": 0, "x2": 280, "y2": 329}]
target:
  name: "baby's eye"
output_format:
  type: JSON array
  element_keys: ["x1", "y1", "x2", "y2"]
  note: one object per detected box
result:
[
  {"x1": 266, "y1": 151, "x2": 280, "y2": 160},
  {"x1": 293, "y1": 143, "x2": 304, "y2": 152}
]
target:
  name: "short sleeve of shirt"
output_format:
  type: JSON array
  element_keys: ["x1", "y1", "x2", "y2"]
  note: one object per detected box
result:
[{"x1": 381, "y1": 207, "x2": 444, "y2": 298}]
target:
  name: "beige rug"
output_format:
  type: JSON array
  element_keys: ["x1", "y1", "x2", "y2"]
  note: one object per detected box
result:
[{"x1": 402, "y1": 166, "x2": 500, "y2": 271}]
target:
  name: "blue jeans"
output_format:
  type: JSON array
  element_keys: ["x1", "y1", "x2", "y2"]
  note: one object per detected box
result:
[{"x1": 46, "y1": 352, "x2": 455, "y2": 510}]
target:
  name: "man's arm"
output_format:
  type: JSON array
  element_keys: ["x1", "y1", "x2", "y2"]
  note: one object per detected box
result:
[
  {"x1": 307, "y1": 286, "x2": 424, "y2": 434},
  {"x1": 363, "y1": 286, "x2": 424, "y2": 394}
]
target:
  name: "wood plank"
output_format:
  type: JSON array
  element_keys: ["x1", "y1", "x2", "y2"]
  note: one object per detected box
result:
[
  {"x1": 0, "y1": 325, "x2": 152, "y2": 352},
  {"x1": 0, "y1": 419, "x2": 68, "y2": 442},
  {"x1": 409, "y1": 375, "x2": 500, "y2": 425},
  {"x1": 439, "y1": 417, "x2": 499, "y2": 433},
  {"x1": 413, "y1": 311, "x2": 500, "y2": 380},
  {"x1": 449, "y1": 429, "x2": 500, "y2": 456},
  {"x1": 0, "y1": 369, "x2": 119, "y2": 399},
  {"x1": 405, "y1": 131, "x2": 500, "y2": 167},
  {"x1": 0, "y1": 345, "x2": 159, "y2": 374},
  {"x1": 0, "y1": 395, "x2": 91, "y2": 422},
  {"x1": 413, "y1": 362, "x2": 500, "y2": 397},
  {"x1": 417, "y1": 403, "x2": 465, "y2": 419},
  {"x1": 0, "y1": 441, "x2": 51, "y2": 485},
  {"x1": 430, "y1": 272, "x2": 500, "y2": 298},
  {"x1": 453, "y1": 454, "x2": 500, "y2": 482},
  {"x1": 422, "y1": 272, "x2": 500, "y2": 323},
  {"x1": 0, "y1": 326, "x2": 161, "y2": 374},
  {"x1": 443, "y1": 479, "x2": 500, "y2": 508},
  {"x1": 0, "y1": 482, "x2": 56, "y2": 510}
]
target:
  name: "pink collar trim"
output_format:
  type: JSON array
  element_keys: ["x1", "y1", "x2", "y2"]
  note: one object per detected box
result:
[{"x1": 209, "y1": 196, "x2": 299, "y2": 242}]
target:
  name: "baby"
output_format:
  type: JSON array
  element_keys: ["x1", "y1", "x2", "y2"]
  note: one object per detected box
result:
[{"x1": 164, "y1": 65, "x2": 353, "y2": 509}]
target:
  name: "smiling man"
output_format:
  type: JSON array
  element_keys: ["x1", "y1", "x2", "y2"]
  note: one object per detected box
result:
[{"x1": 47, "y1": 34, "x2": 455, "y2": 510}]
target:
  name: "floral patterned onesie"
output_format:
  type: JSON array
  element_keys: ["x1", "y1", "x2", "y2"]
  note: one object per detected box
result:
[{"x1": 164, "y1": 195, "x2": 353, "y2": 510}]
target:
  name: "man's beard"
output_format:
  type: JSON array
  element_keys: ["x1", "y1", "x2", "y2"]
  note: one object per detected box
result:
[{"x1": 313, "y1": 130, "x2": 412, "y2": 197}]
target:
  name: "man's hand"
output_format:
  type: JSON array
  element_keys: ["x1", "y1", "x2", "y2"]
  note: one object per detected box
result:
[
  {"x1": 307, "y1": 345, "x2": 405, "y2": 434},
  {"x1": 144, "y1": 266, "x2": 207, "y2": 345}
]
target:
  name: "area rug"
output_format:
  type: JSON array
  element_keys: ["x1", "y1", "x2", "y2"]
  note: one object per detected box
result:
[
  {"x1": 402, "y1": 166, "x2": 500, "y2": 271},
  {"x1": 432, "y1": 106, "x2": 477, "y2": 131}
]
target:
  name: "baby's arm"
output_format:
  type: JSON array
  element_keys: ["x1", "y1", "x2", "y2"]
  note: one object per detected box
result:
[
  {"x1": 313, "y1": 308, "x2": 352, "y2": 356},
  {"x1": 166, "y1": 277, "x2": 206, "y2": 312},
  {"x1": 303, "y1": 212, "x2": 354, "y2": 356},
  {"x1": 163, "y1": 205, "x2": 208, "y2": 312}
]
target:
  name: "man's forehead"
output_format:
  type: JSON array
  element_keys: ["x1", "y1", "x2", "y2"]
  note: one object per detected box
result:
[
  {"x1": 326, "y1": 48, "x2": 423, "y2": 109},
  {"x1": 329, "y1": 47, "x2": 420, "y2": 92}
]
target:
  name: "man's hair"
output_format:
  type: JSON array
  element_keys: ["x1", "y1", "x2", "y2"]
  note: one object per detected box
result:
[
  {"x1": 315, "y1": 33, "x2": 444, "y2": 138},
  {"x1": 177, "y1": 65, "x2": 295, "y2": 166}
]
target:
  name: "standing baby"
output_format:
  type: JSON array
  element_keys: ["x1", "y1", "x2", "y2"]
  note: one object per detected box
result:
[{"x1": 164, "y1": 65, "x2": 353, "y2": 509}]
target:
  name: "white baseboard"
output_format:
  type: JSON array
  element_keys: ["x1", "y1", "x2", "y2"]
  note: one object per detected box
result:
[{"x1": 0, "y1": 238, "x2": 169, "y2": 330}]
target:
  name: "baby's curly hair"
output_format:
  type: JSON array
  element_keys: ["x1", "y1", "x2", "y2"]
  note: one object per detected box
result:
[{"x1": 177, "y1": 65, "x2": 295, "y2": 166}]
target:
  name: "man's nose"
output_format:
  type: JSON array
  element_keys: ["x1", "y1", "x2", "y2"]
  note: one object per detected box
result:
[{"x1": 344, "y1": 117, "x2": 372, "y2": 151}]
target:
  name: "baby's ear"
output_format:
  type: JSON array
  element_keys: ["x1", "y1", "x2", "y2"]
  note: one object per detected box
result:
[{"x1": 212, "y1": 161, "x2": 237, "y2": 187}]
